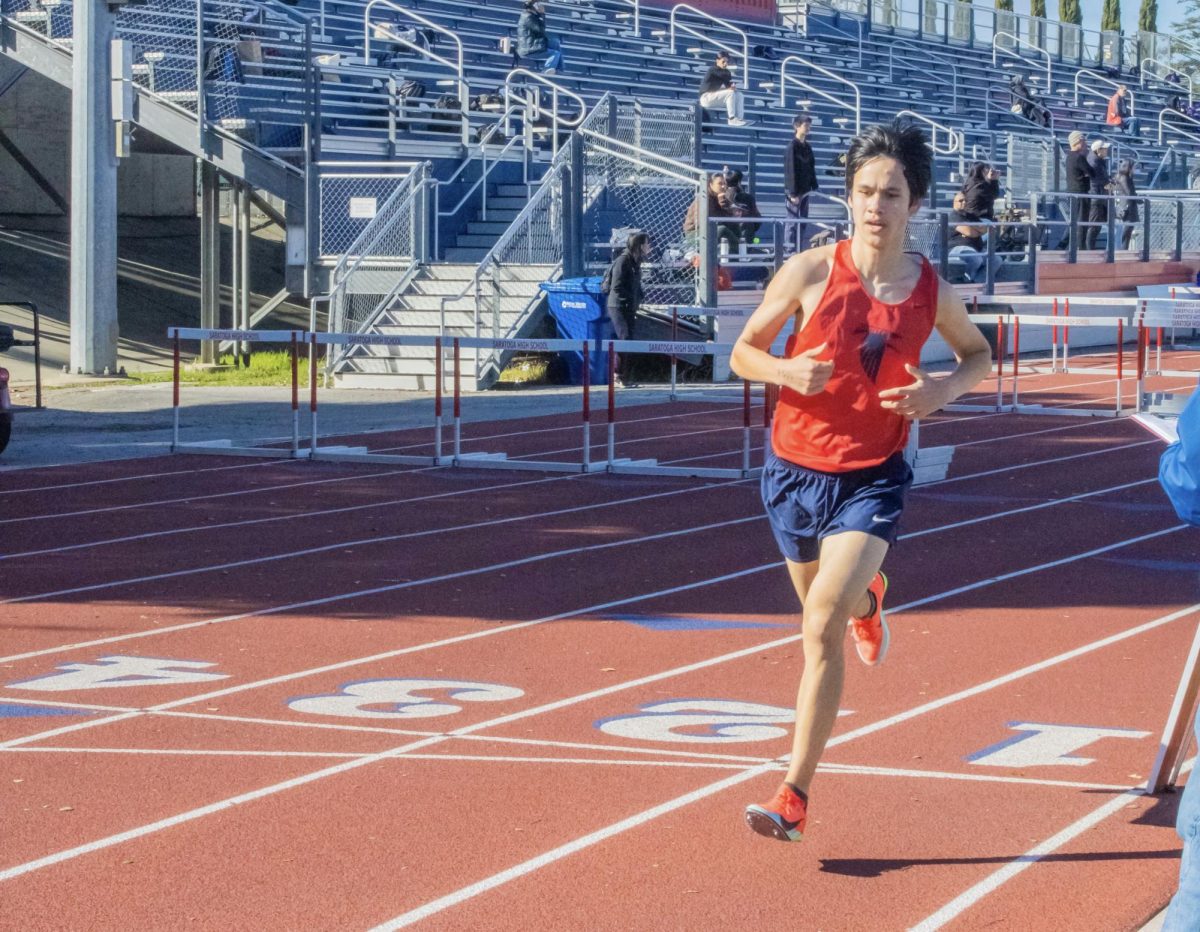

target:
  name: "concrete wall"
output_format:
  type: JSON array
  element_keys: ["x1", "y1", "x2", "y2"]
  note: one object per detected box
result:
[{"x1": 0, "y1": 65, "x2": 195, "y2": 217}]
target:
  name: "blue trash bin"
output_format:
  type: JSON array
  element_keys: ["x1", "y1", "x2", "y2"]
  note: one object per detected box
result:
[{"x1": 541, "y1": 277, "x2": 614, "y2": 385}]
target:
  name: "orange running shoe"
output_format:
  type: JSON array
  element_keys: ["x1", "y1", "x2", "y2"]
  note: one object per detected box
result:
[
  {"x1": 850, "y1": 572, "x2": 889, "y2": 665},
  {"x1": 744, "y1": 783, "x2": 808, "y2": 842}
]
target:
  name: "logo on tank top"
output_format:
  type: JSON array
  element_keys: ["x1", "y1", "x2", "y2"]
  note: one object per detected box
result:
[{"x1": 859, "y1": 329, "x2": 891, "y2": 382}]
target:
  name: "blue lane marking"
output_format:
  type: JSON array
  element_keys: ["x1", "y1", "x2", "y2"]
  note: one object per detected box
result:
[
  {"x1": 1096, "y1": 557, "x2": 1200, "y2": 572},
  {"x1": 0, "y1": 702, "x2": 90, "y2": 719},
  {"x1": 599, "y1": 614, "x2": 793, "y2": 632}
]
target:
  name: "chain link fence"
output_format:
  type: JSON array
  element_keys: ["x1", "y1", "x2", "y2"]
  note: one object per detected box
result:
[
  {"x1": 1006, "y1": 134, "x2": 1057, "y2": 201},
  {"x1": 319, "y1": 170, "x2": 415, "y2": 261},
  {"x1": 328, "y1": 164, "x2": 429, "y2": 340}
]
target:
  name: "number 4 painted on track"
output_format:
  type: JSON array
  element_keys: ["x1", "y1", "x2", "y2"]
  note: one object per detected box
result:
[
  {"x1": 287, "y1": 679, "x2": 524, "y2": 719},
  {"x1": 7, "y1": 656, "x2": 229, "y2": 692}
]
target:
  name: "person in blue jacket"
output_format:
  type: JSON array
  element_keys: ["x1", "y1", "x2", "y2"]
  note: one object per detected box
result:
[{"x1": 1161, "y1": 387, "x2": 1200, "y2": 931}]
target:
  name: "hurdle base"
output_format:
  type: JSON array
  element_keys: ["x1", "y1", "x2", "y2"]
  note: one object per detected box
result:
[
  {"x1": 451, "y1": 451, "x2": 592, "y2": 473},
  {"x1": 1009, "y1": 403, "x2": 1121, "y2": 418},
  {"x1": 910, "y1": 444, "x2": 954, "y2": 485},
  {"x1": 310, "y1": 449, "x2": 440, "y2": 466},
  {"x1": 173, "y1": 439, "x2": 307, "y2": 459}
]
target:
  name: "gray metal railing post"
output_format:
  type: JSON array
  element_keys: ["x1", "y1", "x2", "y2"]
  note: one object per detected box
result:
[
  {"x1": 984, "y1": 227, "x2": 996, "y2": 290},
  {"x1": 1175, "y1": 199, "x2": 1184, "y2": 261},
  {"x1": 699, "y1": 195, "x2": 715, "y2": 307},
  {"x1": 1068, "y1": 197, "x2": 1079, "y2": 263},
  {"x1": 196, "y1": 0, "x2": 206, "y2": 152},
  {"x1": 1106, "y1": 200, "x2": 1116, "y2": 262},
  {"x1": 1027, "y1": 230, "x2": 1038, "y2": 289},
  {"x1": 1141, "y1": 198, "x2": 1150, "y2": 262},
  {"x1": 938, "y1": 213, "x2": 949, "y2": 275},
  {"x1": 564, "y1": 133, "x2": 585, "y2": 278}
]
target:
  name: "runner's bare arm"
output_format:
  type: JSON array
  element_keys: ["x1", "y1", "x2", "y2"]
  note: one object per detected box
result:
[
  {"x1": 878, "y1": 278, "x2": 992, "y2": 419},
  {"x1": 730, "y1": 247, "x2": 836, "y2": 395}
]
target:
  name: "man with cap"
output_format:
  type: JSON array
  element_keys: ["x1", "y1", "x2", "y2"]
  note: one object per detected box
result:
[
  {"x1": 699, "y1": 50, "x2": 751, "y2": 127},
  {"x1": 1085, "y1": 138, "x2": 1113, "y2": 251},
  {"x1": 1064, "y1": 130, "x2": 1093, "y2": 252},
  {"x1": 784, "y1": 114, "x2": 820, "y2": 254}
]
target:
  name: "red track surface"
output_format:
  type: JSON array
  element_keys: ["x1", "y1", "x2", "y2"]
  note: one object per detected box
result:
[{"x1": 2, "y1": 349, "x2": 1199, "y2": 931}]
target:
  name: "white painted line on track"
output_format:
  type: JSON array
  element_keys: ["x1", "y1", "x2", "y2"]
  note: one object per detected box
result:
[
  {"x1": 817, "y1": 762, "x2": 1140, "y2": 792},
  {"x1": 1, "y1": 479, "x2": 746, "y2": 603},
  {"x1": 907, "y1": 789, "x2": 1145, "y2": 931},
  {"x1": 0, "y1": 529, "x2": 1192, "y2": 889},
  {"x1": 4, "y1": 746, "x2": 365, "y2": 760},
  {"x1": 0, "y1": 460, "x2": 279, "y2": 497}
]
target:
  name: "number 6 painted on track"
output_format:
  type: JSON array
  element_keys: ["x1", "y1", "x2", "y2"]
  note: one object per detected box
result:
[{"x1": 287, "y1": 678, "x2": 524, "y2": 720}]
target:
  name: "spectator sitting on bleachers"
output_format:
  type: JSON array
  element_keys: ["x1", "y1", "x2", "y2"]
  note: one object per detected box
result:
[
  {"x1": 699, "y1": 51, "x2": 751, "y2": 128},
  {"x1": 723, "y1": 169, "x2": 762, "y2": 243},
  {"x1": 948, "y1": 190, "x2": 1001, "y2": 284},
  {"x1": 683, "y1": 172, "x2": 740, "y2": 252},
  {"x1": 1009, "y1": 74, "x2": 1050, "y2": 128},
  {"x1": 959, "y1": 162, "x2": 1001, "y2": 221},
  {"x1": 515, "y1": 0, "x2": 563, "y2": 75},
  {"x1": 1106, "y1": 84, "x2": 1139, "y2": 137}
]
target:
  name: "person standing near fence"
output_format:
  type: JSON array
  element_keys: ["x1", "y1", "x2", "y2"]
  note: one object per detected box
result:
[
  {"x1": 1085, "y1": 139, "x2": 1112, "y2": 252},
  {"x1": 698, "y1": 50, "x2": 751, "y2": 127},
  {"x1": 1113, "y1": 159, "x2": 1139, "y2": 250},
  {"x1": 1064, "y1": 130, "x2": 1093, "y2": 253},
  {"x1": 785, "y1": 114, "x2": 819, "y2": 255},
  {"x1": 603, "y1": 231, "x2": 650, "y2": 385},
  {"x1": 729, "y1": 121, "x2": 992, "y2": 842}
]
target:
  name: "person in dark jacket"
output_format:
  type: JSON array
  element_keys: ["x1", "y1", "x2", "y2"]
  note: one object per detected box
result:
[
  {"x1": 698, "y1": 50, "x2": 750, "y2": 126},
  {"x1": 683, "y1": 172, "x2": 740, "y2": 252},
  {"x1": 1085, "y1": 139, "x2": 1112, "y2": 251},
  {"x1": 959, "y1": 162, "x2": 1001, "y2": 221},
  {"x1": 723, "y1": 168, "x2": 761, "y2": 243},
  {"x1": 515, "y1": 0, "x2": 563, "y2": 74},
  {"x1": 1009, "y1": 74, "x2": 1050, "y2": 127},
  {"x1": 605, "y1": 231, "x2": 651, "y2": 383},
  {"x1": 784, "y1": 113, "x2": 819, "y2": 254},
  {"x1": 1113, "y1": 158, "x2": 1139, "y2": 250},
  {"x1": 1064, "y1": 130, "x2": 1093, "y2": 252}
]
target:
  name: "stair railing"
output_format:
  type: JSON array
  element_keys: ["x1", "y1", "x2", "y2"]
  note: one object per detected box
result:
[
  {"x1": 363, "y1": 0, "x2": 469, "y2": 144},
  {"x1": 888, "y1": 39, "x2": 959, "y2": 113},
  {"x1": 993, "y1": 31, "x2": 1052, "y2": 91},
  {"x1": 1158, "y1": 108, "x2": 1200, "y2": 147},
  {"x1": 503, "y1": 69, "x2": 588, "y2": 159},
  {"x1": 896, "y1": 109, "x2": 964, "y2": 155},
  {"x1": 778, "y1": 55, "x2": 861, "y2": 134},
  {"x1": 1140, "y1": 58, "x2": 1193, "y2": 105},
  {"x1": 668, "y1": 2, "x2": 749, "y2": 68},
  {"x1": 1073, "y1": 68, "x2": 1135, "y2": 115}
]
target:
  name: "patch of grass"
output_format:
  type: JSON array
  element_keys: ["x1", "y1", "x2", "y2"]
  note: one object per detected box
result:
[{"x1": 129, "y1": 350, "x2": 314, "y2": 387}]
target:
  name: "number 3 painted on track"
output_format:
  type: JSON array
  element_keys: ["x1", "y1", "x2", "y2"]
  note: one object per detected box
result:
[{"x1": 287, "y1": 678, "x2": 524, "y2": 720}]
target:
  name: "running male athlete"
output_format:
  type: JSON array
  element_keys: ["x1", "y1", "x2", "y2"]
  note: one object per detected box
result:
[{"x1": 730, "y1": 122, "x2": 993, "y2": 842}]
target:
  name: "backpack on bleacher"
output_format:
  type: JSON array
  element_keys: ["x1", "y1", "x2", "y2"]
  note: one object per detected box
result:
[
  {"x1": 397, "y1": 79, "x2": 426, "y2": 100},
  {"x1": 427, "y1": 95, "x2": 461, "y2": 133}
]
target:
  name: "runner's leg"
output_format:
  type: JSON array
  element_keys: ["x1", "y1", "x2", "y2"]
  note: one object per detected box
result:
[{"x1": 783, "y1": 531, "x2": 887, "y2": 794}]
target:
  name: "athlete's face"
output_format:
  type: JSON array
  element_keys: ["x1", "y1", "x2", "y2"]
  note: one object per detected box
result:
[{"x1": 849, "y1": 156, "x2": 920, "y2": 247}]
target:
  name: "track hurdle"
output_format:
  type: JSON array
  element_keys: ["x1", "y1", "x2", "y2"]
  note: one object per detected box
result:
[{"x1": 168, "y1": 328, "x2": 307, "y2": 458}]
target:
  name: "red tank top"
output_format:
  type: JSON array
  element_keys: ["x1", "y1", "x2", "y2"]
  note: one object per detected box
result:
[{"x1": 772, "y1": 239, "x2": 939, "y2": 472}]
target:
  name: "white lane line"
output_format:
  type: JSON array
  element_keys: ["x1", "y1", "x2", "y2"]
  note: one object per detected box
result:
[
  {"x1": 906, "y1": 790, "x2": 1144, "y2": 932},
  {"x1": 0, "y1": 461, "x2": 278, "y2": 497},
  {"x1": 4, "y1": 747, "x2": 365, "y2": 760},
  {"x1": 0, "y1": 515, "x2": 763, "y2": 668},
  {"x1": 0, "y1": 473, "x2": 572, "y2": 562},
  {"x1": 0, "y1": 463, "x2": 1162, "y2": 668},
  {"x1": 933, "y1": 439, "x2": 1157, "y2": 485},
  {"x1": 817, "y1": 762, "x2": 1139, "y2": 792},
  {"x1": 0, "y1": 531, "x2": 1192, "y2": 888},
  {"x1": 0, "y1": 466, "x2": 416, "y2": 526},
  {"x1": 2, "y1": 480, "x2": 745, "y2": 603}
]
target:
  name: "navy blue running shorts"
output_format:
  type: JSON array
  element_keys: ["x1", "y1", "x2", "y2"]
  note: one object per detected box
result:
[{"x1": 760, "y1": 449, "x2": 913, "y2": 563}]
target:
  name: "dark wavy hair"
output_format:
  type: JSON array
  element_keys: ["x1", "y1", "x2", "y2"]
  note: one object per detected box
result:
[{"x1": 844, "y1": 121, "x2": 932, "y2": 206}]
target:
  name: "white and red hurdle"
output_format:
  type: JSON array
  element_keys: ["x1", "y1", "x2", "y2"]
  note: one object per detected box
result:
[{"x1": 166, "y1": 328, "x2": 765, "y2": 480}]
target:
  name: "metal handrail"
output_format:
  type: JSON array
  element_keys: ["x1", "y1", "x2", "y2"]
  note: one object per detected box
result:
[
  {"x1": 778, "y1": 55, "x2": 861, "y2": 134},
  {"x1": 1140, "y1": 58, "x2": 1194, "y2": 105},
  {"x1": 799, "y1": 191, "x2": 851, "y2": 220},
  {"x1": 363, "y1": 1, "x2": 468, "y2": 143},
  {"x1": 888, "y1": 39, "x2": 959, "y2": 113},
  {"x1": 1073, "y1": 67, "x2": 1136, "y2": 115},
  {"x1": 608, "y1": 0, "x2": 641, "y2": 34},
  {"x1": 797, "y1": 0, "x2": 864, "y2": 67},
  {"x1": 579, "y1": 128, "x2": 708, "y2": 183},
  {"x1": 503, "y1": 69, "x2": 588, "y2": 159},
  {"x1": 668, "y1": 2, "x2": 749, "y2": 68},
  {"x1": 896, "y1": 109, "x2": 963, "y2": 155},
  {"x1": 993, "y1": 31, "x2": 1052, "y2": 91},
  {"x1": 1158, "y1": 108, "x2": 1200, "y2": 146}
]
